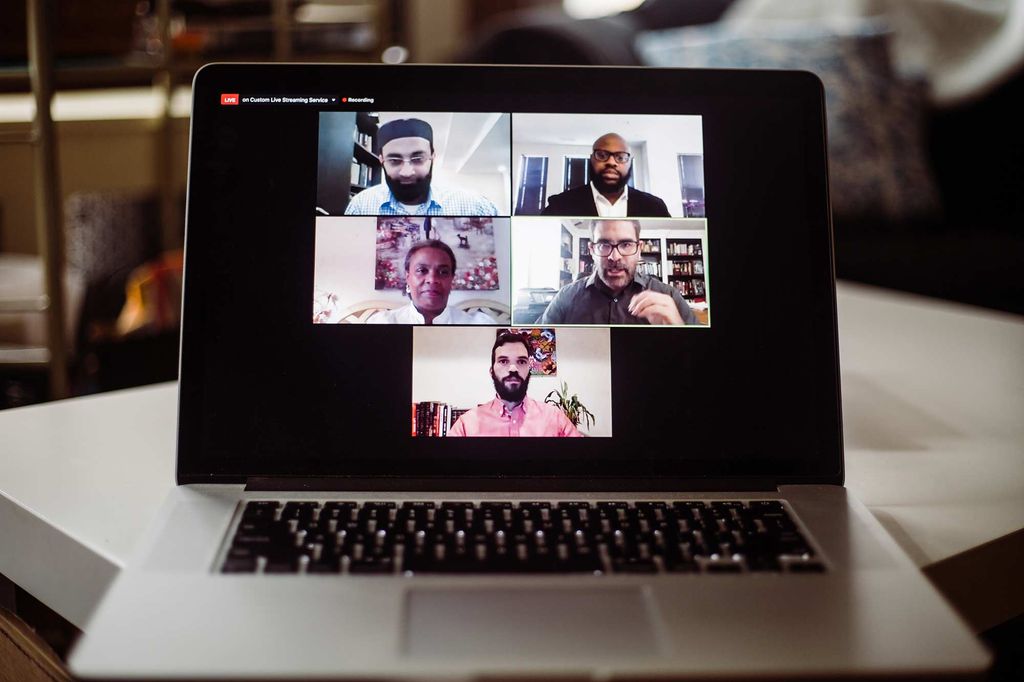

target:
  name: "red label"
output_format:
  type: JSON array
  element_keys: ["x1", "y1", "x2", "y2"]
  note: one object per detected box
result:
[{"x1": 220, "y1": 93, "x2": 239, "y2": 105}]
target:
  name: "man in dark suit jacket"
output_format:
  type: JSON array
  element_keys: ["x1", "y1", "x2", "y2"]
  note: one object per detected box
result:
[{"x1": 541, "y1": 133, "x2": 672, "y2": 217}]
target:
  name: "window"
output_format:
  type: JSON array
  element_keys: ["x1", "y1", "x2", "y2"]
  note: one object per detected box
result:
[
  {"x1": 678, "y1": 154, "x2": 705, "y2": 218},
  {"x1": 515, "y1": 155, "x2": 549, "y2": 215},
  {"x1": 563, "y1": 156, "x2": 591, "y2": 192}
]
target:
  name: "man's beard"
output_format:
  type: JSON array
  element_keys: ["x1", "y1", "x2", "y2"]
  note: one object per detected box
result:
[
  {"x1": 385, "y1": 169, "x2": 432, "y2": 204},
  {"x1": 596, "y1": 257, "x2": 636, "y2": 289},
  {"x1": 591, "y1": 164, "x2": 632, "y2": 195},
  {"x1": 492, "y1": 370, "x2": 530, "y2": 403}
]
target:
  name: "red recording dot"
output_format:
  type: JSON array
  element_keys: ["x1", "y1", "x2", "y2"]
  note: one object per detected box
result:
[{"x1": 342, "y1": 97, "x2": 348, "y2": 102}]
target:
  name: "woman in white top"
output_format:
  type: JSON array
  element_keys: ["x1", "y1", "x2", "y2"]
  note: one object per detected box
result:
[{"x1": 368, "y1": 239, "x2": 495, "y2": 325}]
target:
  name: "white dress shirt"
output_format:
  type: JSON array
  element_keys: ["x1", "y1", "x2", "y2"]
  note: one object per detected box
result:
[
  {"x1": 591, "y1": 182, "x2": 629, "y2": 217},
  {"x1": 367, "y1": 302, "x2": 496, "y2": 325}
]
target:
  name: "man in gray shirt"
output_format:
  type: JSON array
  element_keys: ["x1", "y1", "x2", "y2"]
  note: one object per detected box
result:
[{"x1": 538, "y1": 219, "x2": 699, "y2": 325}]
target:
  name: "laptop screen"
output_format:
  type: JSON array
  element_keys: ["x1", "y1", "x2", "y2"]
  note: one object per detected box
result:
[{"x1": 179, "y1": 64, "x2": 841, "y2": 485}]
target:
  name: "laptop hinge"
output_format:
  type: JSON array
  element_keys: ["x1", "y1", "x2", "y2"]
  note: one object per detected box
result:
[{"x1": 244, "y1": 477, "x2": 779, "y2": 493}]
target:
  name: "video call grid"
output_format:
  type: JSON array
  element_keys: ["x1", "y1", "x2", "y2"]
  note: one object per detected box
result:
[{"x1": 313, "y1": 111, "x2": 710, "y2": 329}]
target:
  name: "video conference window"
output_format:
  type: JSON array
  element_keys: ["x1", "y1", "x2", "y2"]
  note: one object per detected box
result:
[
  {"x1": 316, "y1": 111, "x2": 511, "y2": 217},
  {"x1": 313, "y1": 216, "x2": 511, "y2": 325},
  {"x1": 512, "y1": 113, "x2": 705, "y2": 218},
  {"x1": 412, "y1": 327, "x2": 612, "y2": 437},
  {"x1": 310, "y1": 109, "x2": 709, "y2": 436},
  {"x1": 511, "y1": 218, "x2": 709, "y2": 326}
]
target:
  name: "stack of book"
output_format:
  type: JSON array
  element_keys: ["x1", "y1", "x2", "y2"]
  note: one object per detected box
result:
[{"x1": 412, "y1": 401, "x2": 463, "y2": 437}]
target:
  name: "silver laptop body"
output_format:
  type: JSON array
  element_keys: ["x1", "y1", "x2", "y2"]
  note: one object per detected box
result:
[{"x1": 70, "y1": 63, "x2": 989, "y2": 680}]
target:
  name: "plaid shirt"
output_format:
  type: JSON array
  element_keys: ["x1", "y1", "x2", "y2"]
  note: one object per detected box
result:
[{"x1": 344, "y1": 182, "x2": 498, "y2": 216}]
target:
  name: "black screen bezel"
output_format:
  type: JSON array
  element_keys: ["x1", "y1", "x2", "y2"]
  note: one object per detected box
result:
[{"x1": 177, "y1": 63, "x2": 842, "y2": 489}]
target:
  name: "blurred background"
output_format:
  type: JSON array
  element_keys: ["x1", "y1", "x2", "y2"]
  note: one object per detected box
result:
[
  {"x1": 1, "y1": 0, "x2": 1021, "y2": 408},
  {"x1": 0, "y1": 1, "x2": 1022, "y2": 676}
]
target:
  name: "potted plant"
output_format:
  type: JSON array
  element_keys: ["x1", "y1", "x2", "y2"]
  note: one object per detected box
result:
[{"x1": 545, "y1": 381, "x2": 595, "y2": 432}]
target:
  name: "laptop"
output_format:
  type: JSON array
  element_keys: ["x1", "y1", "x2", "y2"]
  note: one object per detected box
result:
[{"x1": 69, "y1": 63, "x2": 989, "y2": 680}]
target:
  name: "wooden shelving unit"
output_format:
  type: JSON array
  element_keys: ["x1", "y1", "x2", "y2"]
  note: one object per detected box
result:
[
  {"x1": 637, "y1": 238, "x2": 662, "y2": 280},
  {"x1": 666, "y1": 237, "x2": 706, "y2": 301},
  {"x1": 3, "y1": 0, "x2": 400, "y2": 400},
  {"x1": 351, "y1": 111, "x2": 381, "y2": 193},
  {"x1": 578, "y1": 237, "x2": 593, "y2": 279}
]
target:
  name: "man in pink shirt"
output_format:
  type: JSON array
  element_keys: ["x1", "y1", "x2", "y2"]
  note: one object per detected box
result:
[{"x1": 448, "y1": 331, "x2": 583, "y2": 437}]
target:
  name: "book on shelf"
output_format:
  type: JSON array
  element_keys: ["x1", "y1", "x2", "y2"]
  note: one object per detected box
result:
[
  {"x1": 668, "y1": 240, "x2": 704, "y2": 256},
  {"x1": 355, "y1": 131, "x2": 374, "y2": 153},
  {"x1": 694, "y1": 260, "x2": 704, "y2": 274},
  {"x1": 637, "y1": 261, "x2": 662, "y2": 278},
  {"x1": 412, "y1": 401, "x2": 461, "y2": 437},
  {"x1": 672, "y1": 261, "x2": 693, "y2": 276}
]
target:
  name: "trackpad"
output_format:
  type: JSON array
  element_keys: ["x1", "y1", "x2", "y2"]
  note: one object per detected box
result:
[{"x1": 404, "y1": 587, "x2": 660, "y2": 659}]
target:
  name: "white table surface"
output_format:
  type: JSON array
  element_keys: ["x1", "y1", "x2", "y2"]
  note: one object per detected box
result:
[{"x1": 2, "y1": 282, "x2": 1022, "y2": 632}]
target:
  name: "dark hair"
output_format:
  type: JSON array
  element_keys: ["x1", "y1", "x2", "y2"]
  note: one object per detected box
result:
[
  {"x1": 590, "y1": 219, "x2": 641, "y2": 240},
  {"x1": 404, "y1": 239, "x2": 456, "y2": 274},
  {"x1": 491, "y1": 330, "x2": 533, "y2": 366}
]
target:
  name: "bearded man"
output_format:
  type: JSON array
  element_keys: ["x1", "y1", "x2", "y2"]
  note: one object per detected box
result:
[
  {"x1": 541, "y1": 133, "x2": 670, "y2": 217},
  {"x1": 448, "y1": 331, "x2": 583, "y2": 437},
  {"x1": 345, "y1": 118, "x2": 497, "y2": 216},
  {"x1": 538, "y1": 219, "x2": 698, "y2": 325}
]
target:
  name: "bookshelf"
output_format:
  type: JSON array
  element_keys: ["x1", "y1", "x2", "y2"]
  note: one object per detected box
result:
[
  {"x1": 578, "y1": 237, "x2": 594, "y2": 279},
  {"x1": 412, "y1": 401, "x2": 465, "y2": 437},
  {"x1": 316, "y1": 111, "x2": 380, "y2": 215},
  {"x1": 666, "y1": 238, "x2": 706, "y2": 301},
  {"x1": 559, "y1": 226, "x2": 573, "y2": 287},
  {"x1": 350, "y1": 111, "x2": 381, "y2": 193},
  {"x1": 637, "y1": 238, "x2": 662, "y2": 280}
]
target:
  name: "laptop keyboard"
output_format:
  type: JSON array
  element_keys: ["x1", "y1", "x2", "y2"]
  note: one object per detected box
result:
[{"x1": 220, "y1": 500, "x2": 824, "y2": 575}]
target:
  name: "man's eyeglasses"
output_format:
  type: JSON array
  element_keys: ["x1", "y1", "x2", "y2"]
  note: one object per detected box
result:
[
  {"x1": 592, "y1": 149, "x2": 632, "y2": 164},
  {"x1": 591, "y1": 240, "x2": 639, "y2": 257},
  {"x1": 382, "y1": 155, "x2": 431, "y2": 170}
]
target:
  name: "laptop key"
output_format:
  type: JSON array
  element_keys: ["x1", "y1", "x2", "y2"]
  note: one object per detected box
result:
[
  {"x1": 349, "y1": 557, "x2": 395, "y2": 574},
  {"x1": 612, "y1": 557, "x2": 658, "y2": 573},
  {"x1": 222, "y1": 556, "x2": 257, "y2": 573},
  {"x1": 307, "y1": 557, "x2": 342, "y2": 574},
  {"x1": 220, "y1": 500, "x2": 823, "y2": 575},
  {"x1": 264, "y1": 553, "x2": 300, "y2": 573}
]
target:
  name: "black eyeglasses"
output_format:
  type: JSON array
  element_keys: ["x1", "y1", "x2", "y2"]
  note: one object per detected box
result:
[
  {"x1": 592, "y1": 149, "x2": 632, "y2": 164},
  {"x1": 591, "y1": 240, "x2": 639, "y2": 256}
]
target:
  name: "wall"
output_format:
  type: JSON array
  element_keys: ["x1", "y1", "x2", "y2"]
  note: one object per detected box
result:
[
  {"x1": 412, "y1": 325, "x2": 613, "y2": 436},
  {"x1": 433, "y1": 170, "x2": 509, "y2": 215},
  {"x1": 406, "y1": 0, "x2": 468, "y2": 62},
  {"x1": 641, "y1": 118, "x2": 704, "y2": 216},
  {"x1": 511, "y1": 217, "x2": 563, "y2": 290},
  {"x1": 314, "y1": 216, "x2": 511, "y2": 315}
]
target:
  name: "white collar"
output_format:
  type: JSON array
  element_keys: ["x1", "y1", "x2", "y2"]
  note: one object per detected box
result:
[
  {"x1": 591, "y1": 182, "x2": 629, "y2": 216},
  {"x1": 398, "y1": 303, "x2": 453, "y2": 324}
]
